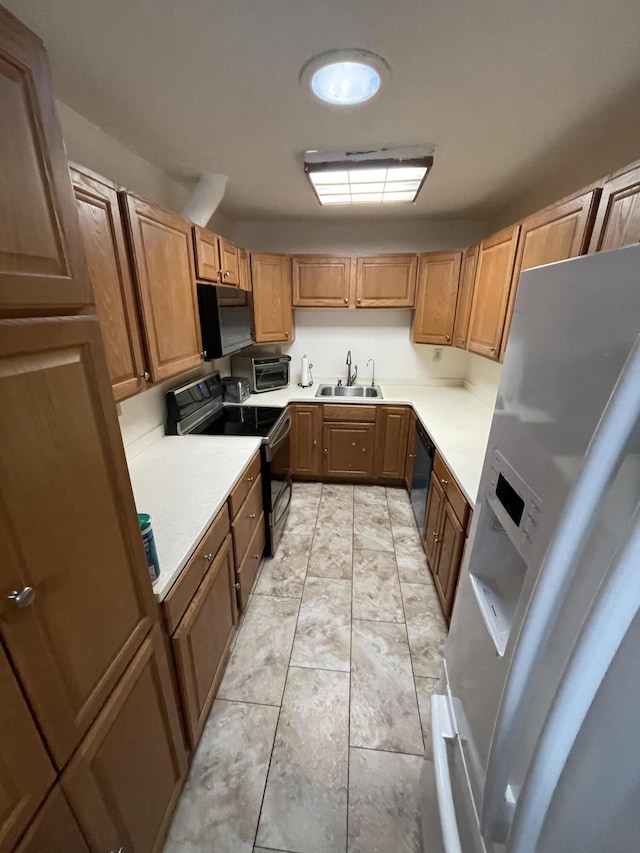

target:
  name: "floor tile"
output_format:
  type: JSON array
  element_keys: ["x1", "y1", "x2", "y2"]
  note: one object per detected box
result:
[
  {"x1": 352, "y1": 550, "x2": 404, "y2": 623},
  {"x1": 284, "y1": 501, "x2": 320, "y2": 535},
  {"x1": 350, "y1": 620, "x2": 424, "y2": 754},
  {"x1": 393, "y1": 526, "x2": 431, "y2": 583},
  {"x1": 354, "y1": 484, "x2": 388, "y2": 506},
  {"x1": 254, "y1": 532, "x2": 313, "y2": 597},
  {"x1": 292, "y1": 481, "x2": 323, "y2": 499},
  {"x1": 401, "y1": 583, "x2": 447, "y2": 678},
  {"x1": 316, "y1": 486, "x2": 354, "y2": 527},
  {"x1": 386, "y1": 487, "x2": 417, "y2": 526},
  {"x1": 291, "y1": 577, "x2": 352, "y2": 671},
  {"x1": 353, "y1": 502, "x2": 394, "y2": 551},
  {"x1": 307, "y1": 525, "x2": 353, "y2": 579},
  {"x1": 256, "y1": 667, "x2": 349, "y2": 853},
  {"x1": 218, "y1": 595, "x2": 300, "y2": 705},
  {"x1": 348, "y1": 747, "x2": 424, "y2": 853},
  {"x1": 163, "y1": 700, "x2": 278, "y2": 853},
  {"x1": 415, "y1": 677, "x2": 440, "y2": 758}
]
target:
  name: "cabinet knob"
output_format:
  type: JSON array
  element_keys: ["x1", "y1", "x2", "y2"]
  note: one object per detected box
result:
[
  {"x1": 313, "y1": 440, "x2": 317, "y2": 446},
  {"x1": 139, "y1": 371, "x2": 150, "y2": 381},
  {"x1": 490, "y1": 346, "x2": 496, "y2": 352},
  {"x1": 441, "y1": 478, "x2": 448, "y2": 486},
  {"x1": 357, "y1": 298, "x2": 362, "y2": 304},
  {"x1": 253, "y1": 554, "x2": 261, "y2": 559},
  {"x1": 7, "y1": 587, "x2": 35, "y2": 608},
  {"x1": 362, "y1": 447, "x2": 366, "y2": 453},
  {"x1": 432, "y1": 531, "x2": 438, "y2": 538},
  {"x1": 344, "y1": 297, "x2": 348, "y2": 303},
  {"x1": 408, "y1": 453, "x2": 416, "y2": 458},
  {"x1": 204, "y1": 553, "x2": 213, "y2": 561},
  {"x1": 247, "y1": 476, "x2": 255, "y2": 483},
  {"x1": 248, "y1": 512, "x2": 257, "y2": 519},
  {"x1": 433, "y1": 536, "x2": 440, "y2": 543},
  {"x1": 324, "y1": 448, "x2": 328, "y2": 453},
  {"x1": 284, "y1": 331, "x2": 289, "y2": 338},
  {"x1": 234, "y1": 582, "x2": 240, "y2": 590},
  {"x1": 458, "y1": 337, "x2": 465, "y2": 344},
  {"x1": 445, "y1": 335, "x2": 450, "y2": 341},
  {"x1": 223, "y1": 270, "x2": 230, "y2": 278}
]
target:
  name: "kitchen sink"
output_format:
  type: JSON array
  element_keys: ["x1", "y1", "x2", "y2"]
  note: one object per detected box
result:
[{"x1": 315, "y1": 384, "x2": 383, "y2": 399}]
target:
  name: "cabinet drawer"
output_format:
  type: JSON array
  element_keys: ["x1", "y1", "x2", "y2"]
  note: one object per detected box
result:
[
  {"x1": 433, "y1": 453, "x2": 469, "y2": 527},
  {"x1": 163, "y1": 503, "x2": 230, "y2": 634},
  {"x1": 323, "y1": 404, "x2": 377, "y2": 422},
  {"x1": 228, "y1": 452, "x2": 261, "y2": 517},
  {"x1": 231, "y1": 476, "x2": 264, "y2": 565},
  {"x1": 236, "y1": 516, "x2": 266, "y2": 611}
]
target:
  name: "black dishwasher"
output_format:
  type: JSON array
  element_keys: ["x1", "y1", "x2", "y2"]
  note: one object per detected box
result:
[{"x1": 410, "y1": 420, "x2": 436, "y2": 537}]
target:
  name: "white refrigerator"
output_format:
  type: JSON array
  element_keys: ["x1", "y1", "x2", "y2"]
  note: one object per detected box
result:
[{"x1": 427, "y1": 243, "x2": 640, "y2": 853}]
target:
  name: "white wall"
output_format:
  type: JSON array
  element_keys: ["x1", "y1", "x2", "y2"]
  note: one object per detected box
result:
[{"x1": 464, "y1": 352, "x2": 502, "y2": 406}]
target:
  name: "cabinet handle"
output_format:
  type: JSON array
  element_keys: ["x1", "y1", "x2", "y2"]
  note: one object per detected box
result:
[
  {"x1": 248, "y1": 512, "x2": 257, "y2": 519},
  {"x1": 204, "y1": 553, "x2": 213, "y2": 561},
  {"x1": 247, "y1": 476, "x2": 255, "y2": 483},
  {"x1": 445, "y1": 335, "x2": 450, "y2": 341},
  {"x1": 344, "y1": 297, "x2": 348, "y2": 303},
  {"x1": 7, "y1": 587, "x2": 35, "y2": 608},
  {"x1": 139, "y1": 371, "x2": 150, "y2": 381}
]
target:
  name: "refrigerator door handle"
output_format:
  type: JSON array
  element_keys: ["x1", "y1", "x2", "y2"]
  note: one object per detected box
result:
[
  {"x1": 482, "y1": 334, "x2": 640, "y2": 843},
  {"x1": 431, "y1": 694, "x2": 464, "y2": 853}
]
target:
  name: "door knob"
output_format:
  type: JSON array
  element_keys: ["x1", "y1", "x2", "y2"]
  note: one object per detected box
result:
[{"x1": 7, "y1": 587, "x2": 35, "y2": 608}]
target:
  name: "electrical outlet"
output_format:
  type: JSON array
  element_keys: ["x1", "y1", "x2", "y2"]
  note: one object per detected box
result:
[{"x1": 433, "y1": 348, "x2": 443, "y2": 362}]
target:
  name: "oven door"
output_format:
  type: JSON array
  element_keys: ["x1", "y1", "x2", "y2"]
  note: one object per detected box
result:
[
  {"x1": 254, "y1": 361, "x2": 289, "y2": 392},
  {"x1": 264, "y1": 411, "x2": 292, "y2": 554}
]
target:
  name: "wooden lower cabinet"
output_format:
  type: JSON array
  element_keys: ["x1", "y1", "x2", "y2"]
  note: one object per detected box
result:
[
  {"x1": 62, "y1": 625, "x2": 187, "y2": 853},
  {"x1": 323, "y1": 422, "x2": 376, "y2": 479},
  {"x1": 433, "y1": 501, "x2": 466, "y2": 617},
  {"x1": 172, "y1": 536, "x2": 238, "y2": 748},
  {"x1": 291, "y1": 404, "x2": 322, "y2": 476},
  {"x1": 236, "y1": 519, "x2": 266, "y2": 611},
  {"x1": 374, "y1": 406, "x2": 411, "y2": 480},
  {"x1": 423, "y1": 473, "x2": 446, "y2": 569},
  {"x1": 13, "y1": 787, "x2": 89, "y2": 853}
]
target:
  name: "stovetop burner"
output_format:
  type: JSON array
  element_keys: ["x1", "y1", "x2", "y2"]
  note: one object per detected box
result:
[{"x1": 192, "y1": 404, "x2": 286, "y2": 437}]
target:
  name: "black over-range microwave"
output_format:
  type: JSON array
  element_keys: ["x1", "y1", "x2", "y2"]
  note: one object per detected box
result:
[{"x1": 197, "y1": 283, "x2": 254, "y2": 359}]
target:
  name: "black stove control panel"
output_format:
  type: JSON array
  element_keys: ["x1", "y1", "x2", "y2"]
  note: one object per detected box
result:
[{"x1": 166, "y1": 372, "x2": 223, "y2": 434}]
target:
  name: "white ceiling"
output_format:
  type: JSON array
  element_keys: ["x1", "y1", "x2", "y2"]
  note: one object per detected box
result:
[{"x1": 7, "y1": 0, "x2": 640, "y2": 222}]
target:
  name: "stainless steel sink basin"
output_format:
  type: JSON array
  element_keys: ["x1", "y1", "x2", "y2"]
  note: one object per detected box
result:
[{"x1": 315, "y1": 384, "x2": 383, "y2": 399}]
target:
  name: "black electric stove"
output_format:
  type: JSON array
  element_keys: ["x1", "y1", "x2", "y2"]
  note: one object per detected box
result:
[{"x1": 192, "y1": 404, "x2": 286, "y2": 437}]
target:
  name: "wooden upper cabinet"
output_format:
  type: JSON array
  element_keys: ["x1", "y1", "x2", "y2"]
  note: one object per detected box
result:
[
  {"x1": 589, "y1": 161, "x2": 640, "y2": 252},
  {"x1": 0, "y1": 6, "x2": 91, "y2": 314},
  {"x1": 0, "y1": 316, "x2": 156, "y2": 769},
  {"x1": 374, "y1": 406, "x2": 411, "y2": 479},
  {"x1": 122, "y1": 193, "x2": 203, "y2": 382},
  {"x1": 467, "y1": 225, "x2": 520, "y2": 360},
  {"x1": 291, "y1": 404, "x2": 322, "y2": 476},
  {"x1": 355, "y1": 254, "x2": 418, "y2": 307},
  {"x1": 238, "y1": 247, "x2": 251, "y2": 291},
  {"x1": 62, "y1": 626, "x2": 187, "y2": 853},
  {"x1": 219, "y1": 237, "x2": 240, "y2": 285},
  {"x1": 192, "y1": 225, "x2": 221, "y2": 283},
  {"x1": 70, "y1": 165, "x2": 149, "y2": 401},
  {"x1": 500, "y1": 189, "x2": 599, "y2": 359},
  {"x1": 251, "y1": 252, "x2": 294, "y2": 343},
  {"x1": 411, "y1": 251, "x2": 462, "y2": 345},
  {"x1": 0, "y1": 643, "x2": 56, "y2": 853},
  {"x1": 291, "y1": 255, "x2": 353, "y2": 307},
  {"x1": 453, "y1": 244, "x2": 479, "y2": 350}
]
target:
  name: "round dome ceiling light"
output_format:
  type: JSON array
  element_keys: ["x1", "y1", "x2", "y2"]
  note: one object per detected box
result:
[{"x1": 301, "y1": 49, "x2": 390, "y2": 106}]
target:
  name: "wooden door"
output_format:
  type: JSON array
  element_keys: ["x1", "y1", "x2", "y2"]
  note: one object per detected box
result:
[
  {"x1": 219, "y1": 237, "x2": 240, "y2": 285},
  {"x1": 355, "y1": 255, "x2": 418, "y2": 307},
  {"x1": 122, "y1": 193, "x2": 202, "y2": 382},
  {"x1": 589, "y1": 161, "x2": 640, "y2": 252},
  {"x1": 467, "y1": 225, "x2": 520, "y2": 360},
  {"x1": 404, "y1": 410, "x2": 417, "y2": 491},
  {"x1": 238, "y1": 247, "x2": 251, "y2": 291},
  {"x1": 62, "y1": 625, "x2": 187, "y2": 853},
  {"x1": 173, "y1": 536, "x2": 238, "y2": 748},
  {"x1": 500, "y1": 189, "x2": 599, "y2": 359},
  {"x1": 433, "y1": 500, "x2": 465, "y2": 620},
  {"x1": 0, "y1": 643, "x2": 55, "y2": 853},
  {"x1": 13, "y1": 786, "x2": 90, "y2": 853},
  {"x1": 251, "y1": 253, "x2": 294, "y2": 343},
  {"x1": 323, "y1": 422, "x2": 376, "y2": 479},
  {"x1": 0, "y1": 7, "x2": 91, "y2": 313},
  {"x1": 0, "y1": 316, "x2": 156, "y2": 769},
  {"x1": 374, "y1": 406, "x2": 411, "y2": 479},
  {"x1": 70, "y1": 164, "x2": 149, "y2": 401},
  {"x1": 291, "y1": 256, "x2": 353, "y2": 307},
  {"x1": 453, "y1": 244, "x2": 479, "y2": 349},
  {"x1": 411, "y1": 252, "x2": 462, "y2": 344},
  {"x1": 192, "y1": 225, "x2": 220, "y2": 282},
  {"x1": 423, "y1": 473, "x2": 445, "y2": 571},
  {"x1": 291, "y1": 404, "x2": 322, "y2": 476}
]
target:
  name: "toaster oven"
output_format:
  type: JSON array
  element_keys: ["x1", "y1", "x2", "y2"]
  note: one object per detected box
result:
[{"x1": 230, "y1": 351, "x2": 291, "y2": 393}]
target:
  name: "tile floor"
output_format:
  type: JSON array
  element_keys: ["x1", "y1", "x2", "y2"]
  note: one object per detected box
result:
[{"x1": 163, "y1": 482, "x2": 447, "y2": 853}]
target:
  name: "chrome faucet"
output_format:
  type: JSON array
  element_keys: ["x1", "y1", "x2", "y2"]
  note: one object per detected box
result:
[
  {"x1": 345, "y1": 350, "x2": 358, "y2": 386},
  {"x1": 366, "y1": 358, "x2": 376, "y2": 387}
]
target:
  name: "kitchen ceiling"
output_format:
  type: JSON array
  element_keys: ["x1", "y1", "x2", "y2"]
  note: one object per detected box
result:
[{"x1": 7, "y1": 0, "x2": 640, "y2": 222}]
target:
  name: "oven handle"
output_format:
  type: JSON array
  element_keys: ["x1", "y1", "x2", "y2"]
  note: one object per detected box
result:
[
  {"x1": 272, "y1": 478, "x2": 293, "y2": 526},
  {"x1": 266, "y1": 411, "x2": 292, "y2": 462}
]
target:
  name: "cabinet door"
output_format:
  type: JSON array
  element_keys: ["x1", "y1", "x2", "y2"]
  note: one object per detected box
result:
[
  {"x1": 122, "y1": 193, "x2": 202, "y2": 382},
  {"x1": 589, "y1": 161, "x2": 640, "y2": 252},
  {"x1": 0, "y1": 7, "x2": 91, "y2": 313},
  {"x1": 453, "y1": 244, "x2": 479, "y2": 349},
  {"x1": 70, "y1": 165, "x2": 149, "y2": 401},
  {"x1": 62, "y1": 625, "x2": 187, "y2": 853},
  {"x1": 375, "y1": 406, "x2": 411, "y2": 480},
  {"x1": 238, "y1": 247, "x2": 251, "y2": 291},
  {"x1": 251, "y1": 253, "x2": 294, "y2": 343},
  {"x1": 433, "y1": 500, "x2": 465, "y2": 621},
  {"x1": 0, "y1": 644, "x2": 55, "y2": 853},
  {"x1": 219, "y1": 237, "x2": 240, "y2": 285},
  {"x1": 173, "y1": 536, "x2": 238, "y2": 748},
  {"x1": 192, "y1": 225, "x2": 220, "y2": 282},
  {"x1": 404, "y1": 410, "x2": 417, "y2": 492},
  {"x1": 467, "y1": 225, "x2": 520, "y2": 360},
  {"x1": 291, "y1": 256, "x2": 353, "y2": 307},
  {"x1": 0, "y1": 316, "x2": 156, "y2": 769},
  {"x1": 13, "y1": 786, "x2": 89, "y2": 853},
  {"x1": 323, "y1": 422, "x2": 376, "y2": 479},
  {"x1": 355, "y1": 255, "x2": 418, "y2": 307},
  {"x1": 423, "y1": 472, "x2": 445, "y2": 571},
  {"x1": 291, "y1": 404, "x2": 322, "y2": 476},
  {"x1": 500, "y1": 189, "x2": 599, "y2": 359},
  {"x1": 411, "y1": 252, "x2": 462, "y2": 345}
]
